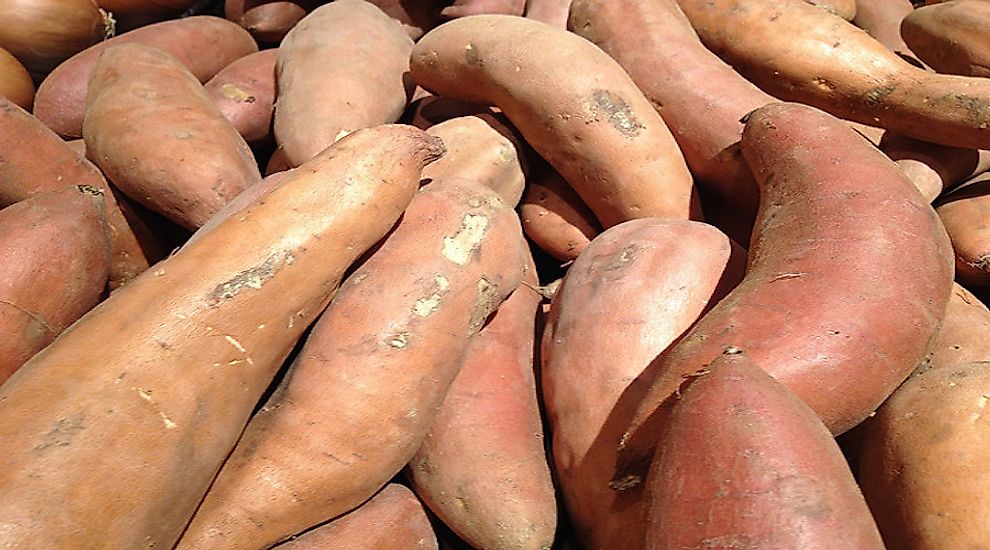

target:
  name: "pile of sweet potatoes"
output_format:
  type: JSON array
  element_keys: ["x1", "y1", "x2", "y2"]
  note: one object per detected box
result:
[{"x1": 0, "y1": 0, "x2": 988, "y2": 548}]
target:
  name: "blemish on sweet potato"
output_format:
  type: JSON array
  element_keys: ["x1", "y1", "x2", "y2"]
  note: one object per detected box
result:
[
  {"x1": 34, "y1": 413, "x2": 86, "y2": 452},
  {"x1": 207, "y1": 251, "x2": 293, "y2": 306},
  {"x1": 589, "y1": 90, "x2": 644, "y2": 136},
  {"x1": 469, "y1": 277, "x2": 499, "y2": 331},
  {"x1": 442, "y1": 214, "x2": 488, "y2": 265},
  {"x1": 864, "y1": 85, "x2": 896, "y2": 105}
]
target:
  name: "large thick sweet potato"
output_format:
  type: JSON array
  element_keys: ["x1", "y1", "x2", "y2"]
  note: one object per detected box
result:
[
  {"x1": 0, "y1": 125, "x2": 442, "y2": 549},
  {"x1": 613, "y1": 103, "x2": 954, "y2": 485}
]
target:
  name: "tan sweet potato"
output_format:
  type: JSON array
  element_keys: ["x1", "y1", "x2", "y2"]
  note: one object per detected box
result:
[
  {"x1": 275, "y1": 0, "x2": 414, "y2": 167},
  {"x1": 541, "y1": 217, "x2": 745, "y2": 550},
  {"x1": 240, "y1": 2, "x2": 307, "y2": 44},
  {"x1": 0, "y1": 97, "x2": 156, "y2": 288},
  {"x1": 0, "y1": 125, "x2": 441, "y2": 549},
  {"x1": 811, "y1": 0, "x2": 857, "y2": 19},
  {"x1": 0, "y1": 0, "x2": 111, "y2": 74},
  {"x1": 84, "y1": 43, "x2": 262, "y2": 231},
  {"x1": 272, "y1": 484, "x2": 438, "y2": 550},
  {"x1": 645, "y1": 350, "x2": 884, "y2": 549},
  {"x1": 363, "y1": 0, "x2": 443, "y2": 39},
  {"x1": 205, "y1": 49, "x2": 278, "y2": 145},
  {"x1": 613, "y1": 103, "x2": 954, "y2": 486},
  {"x1": 411, "y1": 15, "x2": 697, "y2": 228},
  {"x1": 519, "y1": 162, "x2": 601, "y2": 262},
  {"x1": 0, "y1": 46, "x2": 34, "y2": 111},
  {"x1": 677, "y1": 0, "x2": 990, "y2": 150},
  {"x1": 176, "y1": 179, "x2": 527, "y2": 550},
  {"x1": 0, "y1": 185, "x2": 109, "y2": 383},
  {"x1": 935, "y1": 171, "x2": 990, "y2": 286},
  {"x1": 881, "y1": 132, "x2": 990, "y2": 201},
  {"x1": 852, "y1": 0, "x2": 924, "y2": 65},
  {"x1": 189, "y1": 169, "x2": 293, "y2": 244},
  {"x1": 408, "y1": 253, "x2": 555, "y2": 550},
  {"x1": 901, "y1": 0, "x2": 990, "y2": 77},
  {"x1": 34, "y1": 15, "x2": 258, "y2": 138}
]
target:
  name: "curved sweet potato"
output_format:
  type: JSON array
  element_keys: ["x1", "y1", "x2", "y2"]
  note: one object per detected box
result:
[
  {"x1": 519, "y1": 163, "x2": 601, "y2": 262},
  {"x1": 275, "y1": 0, "x2": 414, "y2": 167},
  {"x1": 901, "y1": 1, "x2": 990, "y2": 77},
  {"x1": 0, "y1": 186, "x2": 109, "y2": 383},
  {"x1": 935, "y1": 171, "x2": 990, "y2": 286},
  {"x1": 239, "y1": 2, "x2": 307, "y2": 44},
  {"x1": 0, "y1": 97, "x2": 155, "y2": 288},
  {"x1": 0, "y1": 125, "x2": 442, "y2": 549},
  {"x1": 0, "y1": 46, "x2": 34, "y2": 111},
  {"x1": 272, "y1": 484, "x2": 438, "y2": 550},
  {"x1": 34, "y1": 15, "x2": 258, "y2": 138},
  {"x1": 205, "y1": 49, "x2": 278, "y2": 145},
  {"x1": 176, "y1": 179, "x2": 527, "y2": 550},
  {"x1": 676, "y1": 0, "x2": 990, "y2": 150},
  {"x1": 613, "y1": 102, "x2": 954, "y2": 486},
  {"x1": 411, "y1": 15, "x2": 697, "y2": 228},
  {"x1": 541, "y1": 217, "x2": 744, "y2": 550},
  {"x1": 408, "y1": 253, "x2": 555, "y2": 550},
  {"x1": 84, "y1": 43, "x2": 261, "y2": 231},
  {"x1": 645, "y1": 350, "x2": 884, "y2": 549}
]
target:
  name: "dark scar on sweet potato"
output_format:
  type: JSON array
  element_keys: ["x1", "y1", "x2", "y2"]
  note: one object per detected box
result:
[
  {"x1": 591, "y1": 89, "x2": 645, "y2": 136},
  {"x1": 207, "y1": 250, "x2": 295, "y2": 306}
]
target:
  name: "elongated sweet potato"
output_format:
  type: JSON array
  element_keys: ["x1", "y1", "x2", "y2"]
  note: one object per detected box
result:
[
  {"x1": 613, "y1": 103, "x2": 954, "y2": 486},
  {"x1": 275, "y1": 0, "x2": 414, "y2": 167},
  {"x1": 901, "y1": 0, "x2": 990, "y2": 77},
  {"x1": 0, "y1": 185, "x2": 109, "y2": 383},
  {"x1": 34, "y1": 15, "x2": 258, "y2": 138},
  {"x1": 519, "y1": 162, "x2": 601, "y2": 262},
  {"x1": 177, "y1": 179, "x2": 527, "y2": 550},
  {"x1": 272, "y1": 484, "x2": 438, "y2": 550},
  {"x1": 84, "y1": 43, "x2": 261, "y2": 231},
  {"x1": 676, "y1": 0, "x2": 990, "y2": 150},
  {"x1": 0, "y1": 46, "x2": 34, "y2": 111},
  {"x1": 569, "y1": 0, "x2": 770, "y2": 241},
  {"x1": 239, "y1": 2, "x2": 307, "y2": 44},
  {"x1": 852, "y1": 0, "x2": 924, "y2": 65},
  {"x1": 423, "y1": 116, "x2": 525, "y2": 206},
  {"x1": 935, "y1": 171, "x2": 990, "y2": 286},
  {"x1": 408, "y1": 252, "x2": 555, "y2": 550},
  {"x1": 0, "y1": 125, "x2": 442, "y2": 549},
  {"x1": 189, "y1": 169, "x2": 293, "y2": 244},
  {"x1": 880, "y1": 132, "x2": 990, "y2": 202},
  {"x1": 411, "y1": 15, "x2": 697, "y2": 228},
  {"x1": 0, "y1": 97, "x2": 155, "y2": 288},
  {"x1": 645, "y1": 349, "x2": 884, "y2": 549},
  {"x1": 541, "y1": 217, "x2": 745, "y2": 550},
  {"x1": 205, "y1": 49, "x2": 278, "y2": 145}
]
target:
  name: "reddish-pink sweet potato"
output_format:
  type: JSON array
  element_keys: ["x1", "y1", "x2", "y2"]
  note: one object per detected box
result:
[
  {"x1": 852, "y1": 0, "x2": 925, "y2": 66},
  {"x1": 881, "y1": 132, "x2": 990, "y2": 202},
  {"x1": 239, "y1": 2, "x2": 307, "y2": 44},
  {"x1": 205, "y1": 49, "x2": 278, "y2": 145}
]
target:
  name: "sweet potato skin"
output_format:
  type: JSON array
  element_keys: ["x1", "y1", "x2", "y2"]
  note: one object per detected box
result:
[
  {"x1": 901, "y1": 1, "x2": 990, "y2": 77},
  {"x1": 0, "y1": 125, "x2": 441, "y2": 550},
  {"x1": 519, "y1": 163, "x2": 601, "y2": 262},
  {"x1": 936, "y1": 172, "x2": 990, "y2": 286},
  {"x1": 239, "y1": 2, "x2": 307, "y2": 44},
  {"x1": 272, "y1": 484, "x2": 438, "y2": 550},
  {"x1": 926, "y1": 283, "x2": 990, "y2": 369},
  {"x1": 84, "y1": 43, "x2": 261, "y2": 231},
  {"x1": 34, "y1": 15, "x2": 258, "y2": 138},
  {"x1": 205, "y1": 49, "x2": 278, "y2": 145},
  {"x1": 0, "y1": 186, "x2": 109, "y2": 382},
  {"x1": 852, "y1": 0, "x2": 922, "y2": 64},
  {"x1": 275, "y1": 0, "x2": 414, "y2": 166},
  {"x1": 645, "y1": 350, "x2": 884, "y2": 549},
  {"x1": 0, "y1": 47, "x2": 34, "y2": 111},
  {"x1": 880, "y1": 131, "x2": 988, "y2": 202},
  {"x1": 541, "y1": 217, "x2": 744, "y2": 550},
  {"x1": 614, "y1": 102, "x2": 954, "y2": 484},
  {"x1": 177, "y1": 179, "x2": 526, "y2": 550},
  {"x1": 410, "y1": 14, "x2": 697, "y2": 228}
]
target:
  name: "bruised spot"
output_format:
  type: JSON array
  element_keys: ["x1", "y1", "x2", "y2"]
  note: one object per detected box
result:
[
  {"x1": 220, "y1": 83, "x2": 256, "y2": 103},
  {"x1": 443, "y1": 214, "x2": 488, "y2": 265},
  {"x1": 864, "y1": 85, "x2": 896, "y2": 106},
  {"x1": 207, "y1": 251, "x2": 293, "y2": 306},
  {"x1": 589, "y1": 90, "x2": 644, "y2": 136}
]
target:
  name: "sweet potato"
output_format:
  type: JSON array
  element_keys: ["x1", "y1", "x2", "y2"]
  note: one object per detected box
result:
[
  {"x1": 541, "y1": 217, "x2": 745, "y2": 550},
  {"x1": 676, "y1": 0, "x2": 990, "y2": 150},
  {"x1": 423, "y1": 116, "x2": 525, "y2": 206},
  {"x1": 0, "y1": 97, "x2": 156, "y2": 288},
  {"x1": 408, "y1": 253, "x2": 555, "y2": 550},
  {"x1": 524, "y1": 0, "x2": 572, "y2": 28},
  {"x1": 811, "y1": 0, "x2": 857, "y2": 19},
  {"x1": 569, "y1": 0, "x2": 770, "y2": 242},
  {"x1": 0, "y1": 0, "x2": 111, "y2": 74},
  {"x1": 645, "y1": 349, "x2": 884, "y2": 549},
  {"x1": 405, "y1": 95, "x2": 530, "y2": 167},
  {"x1": 519, "y1": 162, "x2": 601, "y2": 262},
  {"x1": 410, "y1": 15, "x2": 697, "y2": 228},
  {"x1": 0, "y1": 125, "x2": 441, "y2": 549},
  {"x1": 189, "y1": 169, "x2": 293, "y2": 244},
  {"x1": 901, "y1": 0, "x2": 990, "y2": 77},
  {"x1": 205, "y1": 49, "x2": 278, "y2": 145},
  {"x1": 363, "y1": 0, "x2": 443, "y2": 39},
  {"x1": 613, "y1": 103, "x2": 954, "y2": 486},
  {"x1": 84, "y1": 43, "x2": 261, "y2": 231},
  {"x1": 441, "y1": 0, "x2": 526, "y2": 18},
  {"x1": 881, "y1": 132, "x2": 990, "y2": 201},
  {"x1": 275, "y1": 0, "x2": 414, "y2": 167},
  {"x1": 852, "y1": 0, "x2": 924, "y2": 66},
  {"x1": 935, "y1": 171, "x2": 990, "y2": 286},
  {"x1": 0, "y1": 46, "x2": 34, "y2": 111},
  {"x1": 272, "y1": 484, "x2": 438, "y2": 550},
  {"x1": 96, "y1": 0, "x2": 198, "y2": 16},
  {"x1": 34, "y1": 15, "x2": 258, "y2": 138},
  {"x1": 176, "y1": 179, "x2": 527, "y2": 550},
  {"x1": 240, "y1": 2, "x2": 307, "y2": 44},
  {"x1": 0, "y1": 185, "x2": 109, "y2": 383},
  {"x1": 926, "y1": 283, "x2": 990, "y2": 369}
]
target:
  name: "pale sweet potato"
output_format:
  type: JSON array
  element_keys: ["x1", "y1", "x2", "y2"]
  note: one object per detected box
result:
[
  {"x1": 177, "y1": 179, "x2": 527, "y2": 550},
  {"x1": 205, "y1": 49, "x2": 278, "y2": 145},
  {"x1": 525, "y1": 0, "x2": 572, "y2": 28},
  {"x1": 441, "y1": 0, "x2": 526, "y2": 18},
  {"x1": 84, "y1": 43, "x2": 262, "y2": 231},
  {"x1": 0, "y1": 125, "x2": 442, "y2": 549},
  {"x1": 411, "y1": 15, "x2": 697, "y2": 228},
  {"x1": 275, "y1": 0, "x2": 414, "y2": 167},
  {"x1": 34, "y1": 15, "x2": 258, "y2": 138},
  {"x1": 613, "y1": 103, "x2": 954, "y2": 485},
  {"x1": 901, "y1": 0, "x2": 990, "y2": 77}
]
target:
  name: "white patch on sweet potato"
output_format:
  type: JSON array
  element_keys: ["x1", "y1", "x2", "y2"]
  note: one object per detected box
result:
[
  {"x1": 443, "y1": 214, "x2": 488, "y2": 265},
  {"x1": 413, "y1": 275, "x2": 451, "y2": 317}
]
